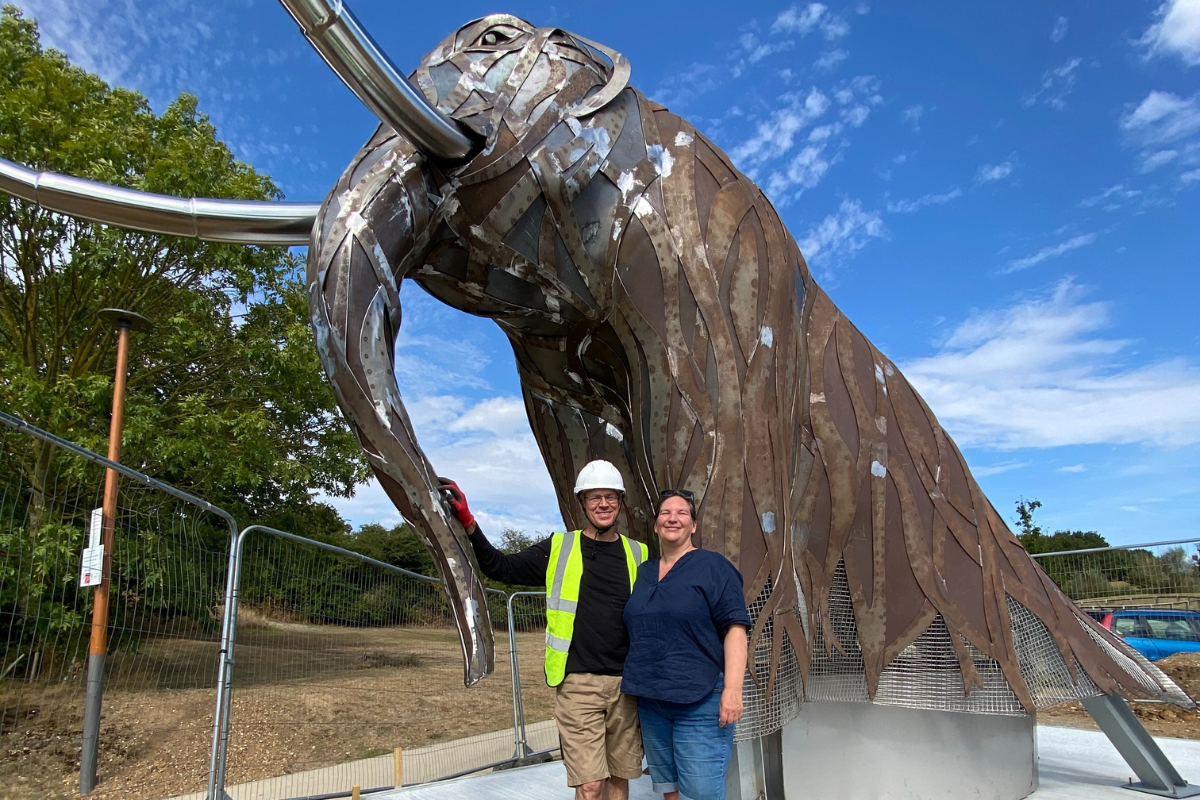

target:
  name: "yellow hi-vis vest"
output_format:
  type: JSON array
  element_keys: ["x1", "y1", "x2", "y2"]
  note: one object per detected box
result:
[{"x1": 544, "y1": 530, "x2": 647, "y2": 687}]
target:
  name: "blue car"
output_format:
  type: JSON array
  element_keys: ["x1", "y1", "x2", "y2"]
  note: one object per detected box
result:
[{"x1": 1100, "y1": 609, "x2": 1200, "y2": 661}]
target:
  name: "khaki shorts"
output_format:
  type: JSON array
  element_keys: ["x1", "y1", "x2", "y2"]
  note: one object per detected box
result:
[{"x1": 554, "y1": 673, "x2": 644, "y2": 786}]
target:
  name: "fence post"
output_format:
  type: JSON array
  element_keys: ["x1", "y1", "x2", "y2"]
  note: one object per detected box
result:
[
  {"x1": 507, "y1": 591, "x2": 544, "y2": 759},
  {"x1": 206, "y1": 522, "x2": 245, "y2": 800},
  {"x1": 506, "y1": 592, "x2": 524, "y2": 759}
]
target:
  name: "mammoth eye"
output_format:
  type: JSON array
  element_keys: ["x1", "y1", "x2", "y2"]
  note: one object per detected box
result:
[{"x1": 477, "y1": 26, "x2": 519, "y2": 47}]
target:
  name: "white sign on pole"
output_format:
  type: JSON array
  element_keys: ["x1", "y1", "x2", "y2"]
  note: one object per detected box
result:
[{"x1": 80, "y1": 507, "x2": 105, "y2": 588}]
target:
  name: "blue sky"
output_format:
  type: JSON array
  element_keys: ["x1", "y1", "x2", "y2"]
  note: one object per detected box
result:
[{"x1": 21, "y1": 0, "x2": 1200, "y2": 545}]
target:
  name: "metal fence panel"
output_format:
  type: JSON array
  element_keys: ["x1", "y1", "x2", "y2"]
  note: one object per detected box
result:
[
  {"x1": 216, "y1": 527, "x2": 526, "y2": 799},
  {"x1": 0, "y1": 413, "x2": 236, "y2": 800},
  {"x1": 506, "y1": 592, "x2": 556, "y2": 758},
  {"x1": 1031, "y1": 539, "x2": 1200, "y2": 610}
]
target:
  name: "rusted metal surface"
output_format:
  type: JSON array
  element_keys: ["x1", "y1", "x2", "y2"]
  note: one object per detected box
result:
[
  {"x1": 306, "y1": 12, "x2": 1189, "y2": 722},
  {"x1": 5, "y1": 6, "x2": 1188, "y2": 727}
]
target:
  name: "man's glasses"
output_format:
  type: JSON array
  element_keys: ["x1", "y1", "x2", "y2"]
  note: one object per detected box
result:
[{"x1": 584, "y1": 492, "x2": 622, "y2": 507}]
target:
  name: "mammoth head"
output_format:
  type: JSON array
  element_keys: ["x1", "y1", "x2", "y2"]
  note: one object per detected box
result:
[
  {"x1": 411, "y1": 15, "x2": 630, "y2": 147},
  {"x1": 280, "y1": 1, "x2": 628, "y2": 164}
]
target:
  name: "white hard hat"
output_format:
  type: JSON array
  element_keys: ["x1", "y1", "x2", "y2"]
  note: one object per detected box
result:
[{"x1": 573, "y1": 460, "x2": 626, "y2": 495}]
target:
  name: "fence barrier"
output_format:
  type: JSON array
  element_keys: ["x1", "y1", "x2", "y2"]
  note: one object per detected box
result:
[
  {"x1": 213, "y1": 525, "x2": 528, "y2": 800},
  {"x1": 1030, "y1": 538, "x2": 1200, "y2": 610},
  {"x1": 12, "y1": 408, "x2": 1200, "y2": 799},
  {"x1": 0, "y1": 411, "x2": 238, "y2": 800}
]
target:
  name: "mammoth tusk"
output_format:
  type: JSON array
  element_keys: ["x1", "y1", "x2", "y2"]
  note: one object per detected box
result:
[
  {"x1": 0, "y1": 157, "x2": 318, "y2": 245},
  {"x1": 278, "y1": 0, "x2": 475, "y2": 161}
]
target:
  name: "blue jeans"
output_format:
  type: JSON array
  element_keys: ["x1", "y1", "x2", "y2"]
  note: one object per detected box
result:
[{"x1": 637, "y1": 691, "x2": 734, "y2": 800}]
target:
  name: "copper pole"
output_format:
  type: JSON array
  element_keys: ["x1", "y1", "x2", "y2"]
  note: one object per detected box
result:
[
  {"x1": 81, "y1": 309, "x2": 148, "y2": 794},
  {"x1": 87, "y1": 321, "x2": 130, "y2": 658}
]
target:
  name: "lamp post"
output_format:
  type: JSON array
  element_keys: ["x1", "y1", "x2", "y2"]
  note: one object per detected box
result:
[{"x1": 79, "y1": 308, "x2": 151, "y2": 794}]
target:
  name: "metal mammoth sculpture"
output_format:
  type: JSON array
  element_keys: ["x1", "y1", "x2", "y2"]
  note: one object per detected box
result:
[{"x1": 0, "y1": 0, "x2": 1188, "y2": 737}]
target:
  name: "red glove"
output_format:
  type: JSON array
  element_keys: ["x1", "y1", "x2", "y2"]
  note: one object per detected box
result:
[{"x1": 438, "y1": 478, "x2": 475, "y2": 528}]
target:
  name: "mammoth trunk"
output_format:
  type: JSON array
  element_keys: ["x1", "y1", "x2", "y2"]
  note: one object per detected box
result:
[{"x1": 306, "y1": 127, "x2": 495, "y2": 686}]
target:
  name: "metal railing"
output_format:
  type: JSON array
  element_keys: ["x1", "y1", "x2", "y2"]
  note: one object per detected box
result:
[
  {"x1": 214, "y1": 524, "x2": 521, "y2": 799},
  {"x1": 0, "y1": 411, "x2": 239, "y2": 800},
  {"x1": 1031, "y1": 538, "x2": 1200, "y2": 609},
  {"x1": 1, "y1": 412, "x2": 559, "y2": 800}
]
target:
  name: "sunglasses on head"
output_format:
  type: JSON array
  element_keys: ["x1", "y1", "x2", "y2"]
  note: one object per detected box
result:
[{"x1": 658, "y1": 488, "x2": 694, "y2": 500}]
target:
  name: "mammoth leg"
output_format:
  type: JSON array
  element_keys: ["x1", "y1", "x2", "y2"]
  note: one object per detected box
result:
[{"x1": 308, "y1": 128, "x2": 494, "y2": 685}]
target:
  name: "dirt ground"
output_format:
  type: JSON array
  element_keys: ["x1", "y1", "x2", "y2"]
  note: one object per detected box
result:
[
  {"x1": 7, "y1": 624, "x2": 1200, "y2": 800},
  {"x1": 1039, "y1": 651, "x2": 1200, "y2": 738},
  {"x1": 0, "y1": 613, "x2": 553, "y2": 800}
]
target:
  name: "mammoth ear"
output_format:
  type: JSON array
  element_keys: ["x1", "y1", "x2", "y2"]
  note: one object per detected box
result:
[{"x1": 564, "y1": 33, "x2": 632, "y2": 119}]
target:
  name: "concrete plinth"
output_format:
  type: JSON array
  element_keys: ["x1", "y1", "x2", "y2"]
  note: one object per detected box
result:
[{"x1": 780, "y1": 702, "x2": 1037, "y2": 800}]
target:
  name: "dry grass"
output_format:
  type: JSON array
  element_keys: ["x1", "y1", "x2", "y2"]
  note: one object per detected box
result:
[{"x1": 0, "y1": 616, "x2": 553, "y2": 800}]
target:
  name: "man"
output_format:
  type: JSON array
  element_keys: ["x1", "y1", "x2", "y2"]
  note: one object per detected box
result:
[{"x1": 440, "y1": 461, "x2": 647, "y2": 800}]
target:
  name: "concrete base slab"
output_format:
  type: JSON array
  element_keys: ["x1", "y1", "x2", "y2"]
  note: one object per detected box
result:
[
  {"x1": 173, "y1": 722, "x2": 1200, "y2": 800},
  {"x1": 780, "y1": 701, "x2": 1038, "y2": 800},
  {"x1": 1037, "y1": 725, "x2": 1200, "y2": 799},
  {"x1": 372, "y1": 724, "x2": 1200, "y2": 800}
]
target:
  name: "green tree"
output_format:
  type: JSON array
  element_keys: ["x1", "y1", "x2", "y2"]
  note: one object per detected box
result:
[
  {"x1": 0, "y1": 7, "x2": 369, "y2": 655},
  {"x1": 499, "y1": 528, "x2": 535, "y2": 555},
  {"x1": 0, "y1": 6, "x2": 368, "y2": 519},
  {"x1": 1014, "y1": 498, "x2": 1047, "y2": 553}
]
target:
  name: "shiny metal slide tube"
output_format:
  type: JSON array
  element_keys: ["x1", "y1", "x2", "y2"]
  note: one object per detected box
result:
[
  {"x1": 0, "y1": 157, "x2": 318, "y2": 245},
  {"x1": 278, "y1": 0, "x2": 475, "y2": 160}
]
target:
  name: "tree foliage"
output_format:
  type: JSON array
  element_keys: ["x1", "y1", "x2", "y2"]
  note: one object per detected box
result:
[
  {"x1": 0, "y1": 6, "x2": 369, "y2": 519},
  {"x1": 0, "y1": 7, "x2": 372, "y2": 660},
  {"x1": 1015, "y1": 498, "x2": 1200, "y2": 603}
]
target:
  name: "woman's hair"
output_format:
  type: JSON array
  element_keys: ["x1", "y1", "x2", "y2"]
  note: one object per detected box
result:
[{"x1": 655, "y1": 489, "x2": 697, "y2": 520}]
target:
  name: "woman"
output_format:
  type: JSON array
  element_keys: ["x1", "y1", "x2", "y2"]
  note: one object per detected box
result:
[{"x1": 622, "y1": 489, "x2": 751, "y2": 800}]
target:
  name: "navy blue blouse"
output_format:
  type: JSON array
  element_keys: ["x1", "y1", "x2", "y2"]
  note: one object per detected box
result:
[{"x1": 621, "y1": 548, "x2": 751, "y2": 704}]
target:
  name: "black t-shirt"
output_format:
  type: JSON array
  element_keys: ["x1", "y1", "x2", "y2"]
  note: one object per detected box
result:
[
  {"x1": 468, "y1": 527, "x2": 632, "y2": 676},
  {"x1": 565, "y1": 535, "x2": 632, "y2": 676}
]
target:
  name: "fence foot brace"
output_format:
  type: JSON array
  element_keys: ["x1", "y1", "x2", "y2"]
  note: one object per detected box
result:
[{"x1": 1082, "y1": 694, "x2": 1200, "y2": 797}]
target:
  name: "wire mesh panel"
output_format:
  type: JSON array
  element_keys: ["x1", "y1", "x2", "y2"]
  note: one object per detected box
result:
[
  {"x1": 506, "y1": 592, "x2": 557, "y2": 756},
  {"x1": 1031, "y1": 539, "x2": 1200, "y2": 610},
  {"x1": 0, "y1": 416, "x2": 233, "y2": 800},
  {"x1": 739, "y1": 577, "x2": 804, "y2": 740},
  {"x1": 221, "y1": 529, "x2": 522, "y2": 799}
]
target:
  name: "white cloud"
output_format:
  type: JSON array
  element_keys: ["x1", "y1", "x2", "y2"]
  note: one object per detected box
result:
[
  {"x1": 1121, "y1": 91, "x2": 1200, "y2": 145},
  {"x1": 731, "y1": 88, "x2": 831, "y2": 168},
  {"x1": 1139, "y1": 0, "x2": 1200, "y2": 67},
  {"x1": 973, "y1": 461, "x2": 1031, "y2": 477},
  {"x1": 902, "y1": 104, "x2": 925, "y2": 131},
  {"x1": 1078, "y1": 184, "x2": 1143, "y2": 208},
  {"x1": 1121, "y1": 506, "x2": 1140, "y2": 513},
  {"x1": 739, "y1": 33, "x2": 796, "y2": 64},
  {"x1": 886, "y1": 188, "x2": 962, "y2": 214},
  {"x1": 772, "y1": 3, "x2": 851, "y2": 40},
  {"x1": 1058, "y1": 464, "x2": 1087, "y2": 473},
  {"x1": 1051, "y1": 16, "x2": 1069, "y2": 42},
  {"x1": 765, "y1": 146, "x2": 832, "y2": 196},
  {"x1": 1002, "y1": 233, "x2": 1096, "y2": 273},
  {"x1": 814, "y1": 49, "x2": 849, "y2": 70},
  {"x1": 901, "y1": 279, "x2": 1200, "y2": 449},
  {"x1": 1022, "y1": 57, "x2": 1083, "y2": 110},
  {"x1": 1119, "y1": 91, "x2": 1200, "y2": 178},
  {"x1": 1141, "y1": 148, "x2": 1180, "y2": 172},
  {"x1": 1182, "y1": 167, "x2": 1200, "y2": 183},
  {"x1": 976, "y1": 161, "x2": 1015, "y2": 183},
  {"x1": 650, "y1": 63, "x2": 721, "y2": 109},
  {"x1": 798, "y1": 199, "x2": 886, "y2": 267},
  {"x1": 321, "y1": 393, "x2": 563, "y2": 536}
]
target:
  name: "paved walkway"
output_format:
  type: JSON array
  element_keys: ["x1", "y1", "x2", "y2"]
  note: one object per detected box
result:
[
  {"x1": 174, "y1": 723, "x2": 1200, "y2": 800},
  {"x1": 170, "y1": 721, "x2": 558, "y2": 800},
  {"x1": 377, "y1": 725, "x2": 1200, "y2": 800}
]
